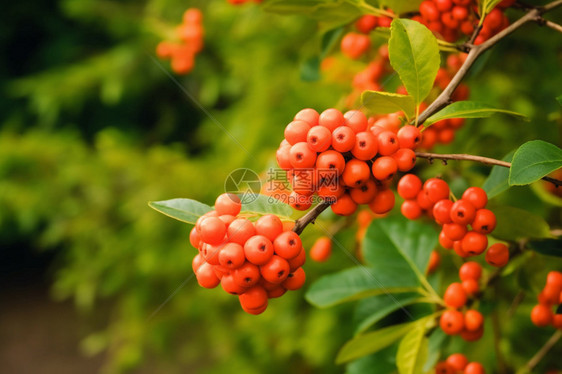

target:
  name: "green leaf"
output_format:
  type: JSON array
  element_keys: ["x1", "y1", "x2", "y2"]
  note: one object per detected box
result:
[
  {"x1": 363, "y1": 215, "x2": 438, "y2": 285},
  {"x1": 396, "y1": 324, "x2": 429, "y2": 374},
  {"x1": 556, "y1": 95, "x2": 562, "y2": 106},
  {"x1": 300, "y1": 56, "x2": 321, "y2": 82},
  {"x1": 482, "y1": 151, "x2": 514, "y2": 198},
  {"x1": 492, "y1": 206, "x2": 553, "y2": 241},
  {"x1": 388, "y1": 19, "x2": 440, "y2": 105},
  {"x1": 305, "y1": 266, "x2": 421, "y2": 308},
  {"x1": 148, "y1": 198, "x2": 212, "y2": 224},
  {"x1": 240, "y1": 194, "x2": 293, "y2": 219},
  {"x1": 509, "y1": 140, "x2": 562, "y2": 186},
  {"x1": 527, "y1": 239, "x2": 562, "y2": 257},
  {"x1": 424, "y1": 101, "x2": 528, "y2": 126},
  {"x1": 336, "y1": 322, "x2": 415, "y2": 364},
  {"x1": 346, "y1": 345, "x2": 397, "y2": 374},
  {"x1": 481, "y1": 0, "x2": 503, "y2": 15},
  {"x1": 321, "y1": 27, "x2": 344, "y2": 59},
  {"x1": 353, "y1": 292, "x2": 424, "y2": 334},
  {"x1": 423, "y1": 329, "x2": 448, "y2": 372},
  {"x1": 361, "y1": 91, "x2": 416, "y2": 120}
]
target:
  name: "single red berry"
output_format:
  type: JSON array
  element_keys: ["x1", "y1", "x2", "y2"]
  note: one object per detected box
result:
[
  {"x1": 192, "y1": 253, "x2": 205, "y2": 273},
  {"x1": 420, "y1": 1, "x2": 440, "y2": 21},
  {"x1": 273, "y1": 231, "x2": 303, "y2": 260},
  {"x1": 461, "y1": 326, "x2": 484, "y2": 342},
  {"x1": 392, "y1": 148, "x2": 417, "y2": 172},
  {"x1": 307, "y1": 125, "x2": 332, "y2": 152},
  {"x1": 462, "y1": 279, "x2": 480, "y2": 296},
  {"x1": 531, "y1": 304, "x2": 553, "y2": 327},
  {"x1": 439, "y1": 230, "x2": 454, "y2": 249},
  {"x1": 444, "y1": 282, "x2": 468, "y2": 308},
  {"x1": 319, "y1": 108, "x2": 345, "y2": 131},
  {"x1": 435, "y1": 362, "x2": 455, "y2": 374},
  {"x1": 196, "y1": 262, "x2": 220, "y2": 289},
  {"x1": 434, "y1": 0, "x2": 453, "y2": 12},
  {"x1": 332, "y1": 126, "x2": 356, "y2": 152},
  {"x1": 372, "y1": 156, "x2": 398, "y2": 181},
  {"x1": 283, "y1": 267, "x2": 306, "y2": 290},
  {"x1": 355, "y1": 15, "x2": 378, "y2": 34},
  {"x1": 377, "y1": 131, "x2": 400, "y2": 156},
  {"x1": 485, "y1": 243, "x2": 509, "y2": 267},
  {"x1": 443, "y1": 223, "x2": 467, "y2": 241},
  {"x1": 244, "y1": 235, "x2": 274, "y2": 265},
  {"x1": 464, "y1": 362, "x2": 486, "y2": 374},
  {"x1": 284, "y1": 120, "x2": 312, "y2": 145},
  {"x1": 294, "y1": 108, "x2": 320, "y2": 127},
  {"x1": 239, "y1": 285, "x2": 268, "y2": 314},
  {"x1": 316, "y1": 150, "x2": 346, "y2": 175},
  {"x1": 446, "y1": 353, "x2": 468, "y2": 371},
  {"x1": 461, "y1": 232, "x2": 488, "y2": 256},
  {"x1": 459, "y1": 261, "x2": 482, "y2": 281},
  {"x1": 472, "y1": 209, "x2": 496, "y2": 234},
  {"x1": 232, "y1": 262, "x2": 260, "y2": 288},
  {"x1": 227, "y1": 218, "x2": 256, "y2": 245},
  {"x1": 368, "y1": 188, "x2": 395, "y2": 214},
  {"x1": 351, "y1": 131, "x2": 378, "y2": 160},
  {"x1": 424, "y1": 178, "x2": 450, "y2": 203},
  {"x1": 464, "y1": 309, "x2": 484, "y2": 331},
  {"x1": 547, "y1": 271, "x2": 562, "y2": 288},
  {"x1": 260, "y1": 255, "x2": 291, "y2": 284},
  {"x1": 433, "y1": 199, "x2": 454, "y2": 225},
  {"x1": 440, "y1": 309, "x2": 465, "y2": 335},
  {"x1": 255, "y1": 214, "x2": 284, "y2": 242},
  {"x1": 342, "y1": 159, "x2": 371, "y2": 187},
  {"x1": 331, "y1": 193, "x2": 358, "y2": 216},
  {"x1": 427, "y1": 250, "x2": 441, "y2": 273},
  {"x1": 288, "y1": 248, "x2": 306, "y2": 271},
  {"x1": 397, "y1": 125, "x2": 422, "y2": 149},
  {"x1": 450, "y1": 199, "x2": 477, "y2": 225},
  {"x1": 350, "y1": 179, "x2": 378, "y2": 204},
  {"x1": 219, "y1": 242, "x2": 246, "y2": 269},
  {"x1": 289, "y1": 142, "x2": 317, "y2": 169},
  {"x1": 462, "y1": 187, "x2": 488, "y2": 209},
  {"x1": 190, "y1": 226, "x2": 201, "y2": 248}
]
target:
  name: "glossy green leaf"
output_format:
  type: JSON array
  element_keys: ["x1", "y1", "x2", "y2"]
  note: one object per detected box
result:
[
  {"x1": 148, "y1": 198, "x2": 212, "y2": 224},
  {"x1": 423, "y1": 329, "x2": 448, "y2": 372},
  {"x1": 492, "y1": 206, "x2": 553, "y2": 241},
  {"x1": 424, "y1": 101, "x2": 528, "y2": 126},
  {"x1": 363, "y1": 215, "x2": 438, "y2": 284},
  {"x1": 300, "y1": 56, "x2": 321, "y2": 82},
  {"x1": 321, "y1": 27, "x2": 344, "y2": 58},
  {"x1": 336, "y1": 322, "x2": 415, "y2": 364},
  {"x1": 481, "y1": 0, "x2": 504, "y2": 15},
  {"x1": 353, "y1": 292, "x2": 424, "y2": 334},
  {"x1": 305, "y1": 266, "x2": 421, "y2": 308},
  {"x1": 361, "y1": 91, "x2": 416, "y2": 120},
  {"x1": 527, "y1": 239, "x2": 562, "y2": 257},
  {"x1": 509, "y1": 140, "x2": 562, "y2": 186},
  {"x1": 482, "y1": 151, "x2": 514, "y2": 198},
  {"x1": 388, "y1": 19, "x2": 440, "y2": 105},
  {"x1": 396, "y1": 324, "x2": 428, "y2": 374},
  {"x1": 240, "y1": 194, "x2": 293, "y2": 219},
  {"x1": 345, "y1": 345, "x2": 397, "y2": 374}
]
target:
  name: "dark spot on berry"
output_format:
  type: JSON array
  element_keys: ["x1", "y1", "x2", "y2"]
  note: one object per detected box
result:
[
  {"x1": 360, "y1": 141, "x2": 366, "y2": 147},
  {"x1": 289, "y1": 239, "x2": 295, "y2": 246},
  {"x1": 458, "y1": 212, "x2": 465, "y2": 217},
  {"x1": 244, "y1": 277, "x2": 252, "y2": 283},
  {"x1": 311, "y1": 136, "x2": 318, "y2": 143},
  {"x1": 227, "y1": 260, "x2": 232, "y2": 265},
  {"x1": 337, "y1": 134, "x2": 345, "y2": 140},
  {"x1": 278, "y1": 270, "x2": 285, "y2": 277},
  {"x1": 297, "y1": 153, "x2": 303, "y2": 160}
]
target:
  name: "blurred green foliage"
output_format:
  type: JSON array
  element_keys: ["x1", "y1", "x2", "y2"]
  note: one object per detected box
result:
[{"x1": 1, "y1": 0, "x2": 562, "y2": 373}]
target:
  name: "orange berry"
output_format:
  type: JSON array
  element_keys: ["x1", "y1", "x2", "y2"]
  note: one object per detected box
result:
[
  {"x1": 310, "y1": 237, "x2": 332, "y2": 262},
  {"x1": 446, "y1": 353, "x2": 468, "y2": 371},
  {"x1": 444, "y1": 282, "x2": 468, "y2": 308},
  {"x1": 464, "y1": 310, "x2": 484, "y2": 331},
  {"x1": 485, "y1": 243, "x2": 509, "y2": 267},
  {"x1": 531, "y1": 304, "x2": 553, "y2": 327},
  {"x1": 440, "y1": 309, "x2": 464, "y2": 335}
]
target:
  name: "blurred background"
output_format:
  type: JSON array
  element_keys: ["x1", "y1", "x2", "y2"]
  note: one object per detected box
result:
[{"x1": 0, "y1": 0, "x2": 560, "y2": 373}]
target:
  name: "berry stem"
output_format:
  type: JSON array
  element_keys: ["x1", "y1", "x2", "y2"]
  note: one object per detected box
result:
[
  {"x1": 292, "y1": 201, "x2": 332, "y2": 235},
  {"x1": 415, "y1": 152, "x2": 562, "y2": 187},
  {"x1": 415, "y1": 0, "x2": 562, "y2": 126},
  {"x1": 518, "y1": 329, "x2": 562, "y2": 373}
]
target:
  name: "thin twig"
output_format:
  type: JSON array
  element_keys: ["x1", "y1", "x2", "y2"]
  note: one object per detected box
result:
[
  {"x1": 415, "y1": 152, "x2": 562, "y2": 187},
  {"x1": 292, "y1": 200, "x2": 331, "y2": 235},
  {"x1": 544, "y1": 19, "x2": 562, "y2": 33},
  {"x1": 416, "y1": 0, "x2": 562, "y2": 125},
  {"x1": 522, "y1": 330, "x2": 562, "y2": 372}
]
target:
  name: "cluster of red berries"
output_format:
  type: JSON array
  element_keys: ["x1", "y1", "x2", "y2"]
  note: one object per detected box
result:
[
  {"x1": 156, "y1": 8, "x2": 204, "y2": 74},
  {"x1": 397, "y1": 176, "x2": 509, "y2": 266},
  {"x1": 227, "y1": 0, "x2": 262, "y2": 5},
  {"x1": 276, "y1": 107, "x2": 423, "y2": 216},
  {"x1": 435, "y1": 353, "x2": 486, "y2": 374},
  {"x1": 414, "y1": 0, "x2": 514, "y2": 43},
  {"x1": 189, "y1": 193, "x2": 306, "y2": 315},
  {"x1": 339, "y1": 13, "x2": 393, "y2": 60},
  {"x1": 531, "y1": 271, "x2": 562, "y2": 329},
  {"x1": 439, "y1": 262, "x2": 485, "y2": 340}
]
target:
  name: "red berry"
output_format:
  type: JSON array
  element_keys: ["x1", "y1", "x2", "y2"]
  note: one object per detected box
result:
[
  {"x1": 531, "y1": 304, "x2": 553, "y2": 327},
  {"x1": 462, "y1": 279, "x2": 480, "y2": 296},
  {"x1": 462, "y1": 187, "x2": 488, "y2": 209},
  {"x1": 196, "y1": 262, "x2": 221, "y2": 289},
  {"x1": 424, "y1": 178, "x2": 450, "y2": 203},
  {"x1": 485, "y1": 243, "x2": 509, "y2": 267},
  {"x1": 464, "y1": 309, "x2": 484, "y2": 331},
  {"x1": 377, "y1": 131, "x2": 400, "y2": 156},
  {"x1": 284, "y1": 120, "x2": 311, "y2": 145},
  {"x1": 190, "y1": 226, "x2": 201, "y2": 248},
  {"x1": 331, "y1": 193, "x2": 358, "y2": 216},
  {"x1": 435, "y1": 362, "x2": 455, "y2": 374},
  {"x1": 255, "y1": 214, "x2": 284, "y2": 242},
  {"x1": 260, "y1": 255, "x2": 291, "y2": 284},
  {"x1": 350, "y1": 179, "x2": 378, "y2": 204},
  {"x1": 440, "y1": 309, "x2": 465, "y2": 334},
  {"x1": 342, "y1": 159, "x2": 371, "y2": 187},
  {"x1": 232, "y1": 262, "x2": 261, "y2": 288},
  {"x1": 442, "y1": 223, "x2": 467, "y2": 241},
  {"x1": 307, "y1": 125, "x2": 332, "y2": 152},
  {"x1": 446, "y1": 353, "x2": 468, "y2": 371},
  {"x1": 319, "y1": 108, "x2": 345, "y2": 131},
  {"x1": 459, "y1": 261, "x2": 482, "y2": 281},
  {"x1": 351, "y1": 131, "x2": 378, "y2": 160},
  {"x1": 461, "y1": 232, "x2": 488, "y2": 256},
  {"x1": 420, "y1": 1, "x2": 440, "y2": 21},
  {"x1": 288, "y1": 248, "x2": 306, "y2": 271},
  {"x1": 464, "y1": 362, "x2": 486, "y2": 374},
  {"x1": 344, "y1": 110, "x2": 369, "y2": 133},
  {"x1": 215, "y1": 193, "x2": 242, "y2": 216},
  {"x1": 219, "y1": 242, "x2": 246, "y2": 269},
  {"x1": 392, "y1": 148, "x2": 417, "y2": 172},
  {"x1": 227, "y1": 218, "x2": 256, "y2": 245},
  {"x1": 368, "y1": 188, "x2": 395, "y2": 214},
  {"x1": 372, "y1": 156, "x2": 398, "y2": 181},
  {"x1": 273, "y1": 231, "x2": 302, "y2": 260},
  {"x1": 450, "y1": 199, "x2": 477, "y2": 225},
  {"x1": 283, "y1": 267, "x2": 306, "y2": 290},
  {"x1": 289, "y1": 142, "x2": 317, "y2": 169},
  {"x1": 397, "y1": 125, "x2": 422, "y2": 149},
  {"x1": 316, "y1": 150, "x2": 346, "y2": 175},
  {"x1": 239, "y1": 285, "x2": 268, "y2": 314},
  {"x1": 401, "y1": 200, "x2": 423, "y2": 220},
  {"x1": 433, "y1": 199, "x2": 454, "y2": 225},
  {"x1": 294, "y1": 108, "x2": 320, "y2": 126},
  {"x1": 444, "y1": 282, "x2": 468, "y2": 308},
  {"x1": 398, "y1": 174, "x2": 423, "y2": 200},
  {"x1": 332, "y1": 126, "x2": 356, "y2": 152},
  {"x1": 472, "y1": 209, "x2": 496, "y2": 234},
  {"x1": 439, "y1": 230, "x2": 454, "y2": 249}
]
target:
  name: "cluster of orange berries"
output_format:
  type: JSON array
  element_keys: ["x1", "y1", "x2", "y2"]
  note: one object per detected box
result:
[
  {"x1": 189, "y1": 193, "x2": 306, "y2": 315},
  {"x1": 339, "y1": 13, "x2": 393, "y2": 60},
  {"x1": 415, "y1": 0, "x2": 514, "y2": 43},
  {"x1": 531, "y1": 271, "x2": 562, "y2": 329},
  {"x1": 439, "y1": 262, "x2": 485, "y2": 340},
  {"x1": 435, "y1": 353, "x2": 486, "y2": 374},
  {"x1": 156, "y1": 9, "x2": 204, "y2": 74},
  {"x1": 397, "y1": 176, "x2": 509, "y2": 266},
  {"x1": 276, "y1": 108, "x2": 423, "y2": 216}
]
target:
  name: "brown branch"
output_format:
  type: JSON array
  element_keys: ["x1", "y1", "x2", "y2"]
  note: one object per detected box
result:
[
  {"x1": 415, "y1": 152, "x2": 562, "y2": 187},
  {"x1": 523, "y1": 330, "x2": 562, "y2": 372},
  {"x1": 292, "y1": 200, "x2": 331, "y2": 235},
  {"x1": 416, "y1": 0, "x2": 562, "y2": 125},
  {"x1": 543, "y1": 19, "x2": 562, "y2": 33}
]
